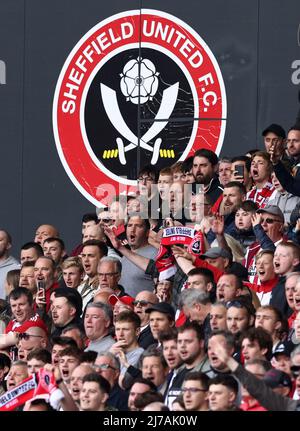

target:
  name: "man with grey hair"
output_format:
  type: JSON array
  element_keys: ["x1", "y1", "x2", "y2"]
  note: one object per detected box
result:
[
  {"x1": 84, "y1": 302, "x2": 115, "y2": 353},
  {"x1": 93, "y1": 351, "x2": 129, "y2": 410},
  {"x1": 218, "y1": 157, "x2": 232, "y2": 187},
  {"x1": 96, "y1": 256, "x2": 127, "y2": 297},
  {"x1": 180, "y1": 288, "x2": 212, "y2": 342}
]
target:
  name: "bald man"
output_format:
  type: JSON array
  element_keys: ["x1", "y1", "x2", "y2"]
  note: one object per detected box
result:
[
  {"x1": 134, "y1": 290, "x2": 158, "y2": 349},
  {"x1": 34, "y1": 224, "x2": 59, "y2": 245}
]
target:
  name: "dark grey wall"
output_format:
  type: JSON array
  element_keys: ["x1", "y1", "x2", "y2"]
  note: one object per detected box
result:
[{"x1": 0, "y1": 0, "x2": 299, "y2": 255}]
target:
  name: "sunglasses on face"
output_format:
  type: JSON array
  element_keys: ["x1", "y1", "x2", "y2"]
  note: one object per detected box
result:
[
  {"x1": 93, "y1": 364, "x2": 116, "y2": 371},
  {"x1": 18, "y1": 333, "x2": 43, "y2": 340},
  {"x1": 291, "y1": 365, "x2": 300, "y2": 377},
  {"x1": 132, "y1": 300, "x2": 154, "y2": 307},
  {"x1": 261, "y1": 217, "x2": 281, "y2": 224}
]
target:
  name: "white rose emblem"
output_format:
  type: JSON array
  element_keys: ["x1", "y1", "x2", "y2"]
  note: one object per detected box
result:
[{"x1": 120, "y1": 57, "x2": 159, "y2": 104}]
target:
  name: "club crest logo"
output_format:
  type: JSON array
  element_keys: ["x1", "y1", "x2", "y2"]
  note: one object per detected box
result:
[{"x1": 53, "y1": 9, "x2": 227, "y2": 206}]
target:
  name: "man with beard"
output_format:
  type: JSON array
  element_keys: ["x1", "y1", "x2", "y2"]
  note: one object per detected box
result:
[
  {"x1": 192, "y1": 149, "x2": 223, "y2": 202},
  {"x1": 167, "y1": 321, "x2": 212, "y2": 399}
]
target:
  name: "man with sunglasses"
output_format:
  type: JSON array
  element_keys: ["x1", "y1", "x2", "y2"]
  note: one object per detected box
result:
[
  {"x1": 93, "y1": 351, "x2": 129, "y2": 410},
  {"x1": 133, "y1": 290, "x2": 158, "y2": 349},
  {"x1": 15, "y1": 320, "x2": 48, "y2": 361},
  {"x1": 244, "y1": 205, "x2": 285, "y2": 283}
]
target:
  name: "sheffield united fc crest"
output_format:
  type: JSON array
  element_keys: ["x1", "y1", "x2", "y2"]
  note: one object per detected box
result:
[{"x1": 53, "y1": 9, "x2": 227, "y2": 206}]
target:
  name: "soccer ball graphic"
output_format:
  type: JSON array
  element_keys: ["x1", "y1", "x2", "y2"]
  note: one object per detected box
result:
[{"x1": 120, "y1": 57, "x2": 159, "y2": 104}]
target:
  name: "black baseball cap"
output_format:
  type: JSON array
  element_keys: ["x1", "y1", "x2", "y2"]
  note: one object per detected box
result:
[
  {"x1": 263, "y1": 369, "x2": 292, "y2": 389},
  {"x1": 262, "y1": 124, "x2": 286, "y2": 139},
  {"x1": 145, "y1": 302, "x2": 175, "y2": 320},
  {"x1": 272, "y1": 341, "x2": 294, "y2": 359}
]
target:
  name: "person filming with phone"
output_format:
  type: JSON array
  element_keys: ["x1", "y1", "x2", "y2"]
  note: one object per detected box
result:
[{"x1": 34, "y1": 256, "x2": 59, "y2": 314}]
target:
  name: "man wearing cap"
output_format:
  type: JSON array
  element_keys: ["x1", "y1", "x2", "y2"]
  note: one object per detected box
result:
[
  {"x1": 145, "y1": 302, "x2": 175, "y2": 343},
  {"x1": 262, "y1": 123, "x2": 287, "y2": 164},
  {"x1": 271, "y1": 341, "x2": 294, "y2": 379},
  {"x1": 50, "y1": 287, "x2": 83, "y2": 337},
  {"x1": 244, "y1": 204, "x2": 285, "y2": 283},
  {"x1": 199, "y1": 247, "x2": 232, "y2": 273},
  {"x1": 263, "y1": 368, "x2": 293, "y2": 398},
  {"x1": 108, "y1": 293, "x2": 134, "y2": 323}
]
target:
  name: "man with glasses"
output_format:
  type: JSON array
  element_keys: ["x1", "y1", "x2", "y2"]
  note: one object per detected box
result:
[
  {"x1": 16, "y1": 320, "x2": 49, "y2": 360},
  {"x1": 97, "y1": 256, "x2": 126, "y2": 297},
  {"x1": 137, "y1": 165, "x2": 159, "y2": 220},
  {"x1": 244, "y1": 205, "x2": 285, "y2": 283},
  {"x1": 182, "y1": 371, "x2": 210, "y2": 411},
  {"x1": 133, "y1": 290, "x2": 158, "y2": 349},
  {"x1": 93, "y1": 351, "x2": 129, "y2": 410}
]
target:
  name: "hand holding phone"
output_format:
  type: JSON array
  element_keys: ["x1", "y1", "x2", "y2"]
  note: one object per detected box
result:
[
  {"x1": 36, "y1": 280, "x2": 46, "y2": 308},
  {"x1": 234, "y1": 164, "x2": 244, "y2": 178}
]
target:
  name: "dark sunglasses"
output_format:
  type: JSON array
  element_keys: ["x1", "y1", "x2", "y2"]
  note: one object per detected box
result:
[
  {"x1": 132, "y1": 300, "x2": 154, "y2": 307},
  {"x1": 261, "y1": 217, "x2": 281, "y2": 224},
  {"x1": 291, "y1": 365, "x2": 300, "y2": 377},
  {"x1": 18, "y1": 333, "x2": 43, "y2": 340},
  {"x1": 100, "y1": 218, "x2": 112, "y2": 223},
  {"x1": 93, "y1": 364, "x2": 116, "y2": 371}
]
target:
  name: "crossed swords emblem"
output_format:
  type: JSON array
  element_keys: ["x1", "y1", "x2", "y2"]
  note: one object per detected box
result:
[{"x1": 100, "y1": 82, "x2": 179, "y2": 165}]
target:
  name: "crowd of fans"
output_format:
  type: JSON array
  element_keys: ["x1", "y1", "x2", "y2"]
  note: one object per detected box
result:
[{"x1": 0, "y1": 120, "x2": 300, "y2": 412}]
